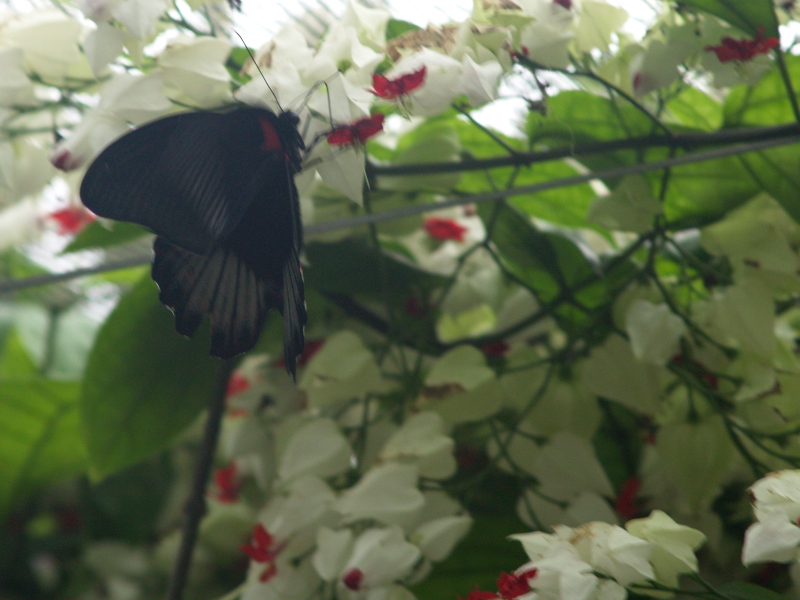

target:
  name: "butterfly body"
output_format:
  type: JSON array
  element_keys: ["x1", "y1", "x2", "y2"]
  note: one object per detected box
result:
[{"x1": 80, "y1": 107, "x2": 307, "y2": 376}]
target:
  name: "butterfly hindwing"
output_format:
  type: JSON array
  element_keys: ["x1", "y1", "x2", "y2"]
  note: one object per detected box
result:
[{"x1": 152, "y1": 236, "x2": 278, "y2": 359}]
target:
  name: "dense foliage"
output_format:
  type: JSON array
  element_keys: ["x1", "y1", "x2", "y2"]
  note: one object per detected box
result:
[{"x1": 2, "y1": 1, "x2": 800, "y2": 600}]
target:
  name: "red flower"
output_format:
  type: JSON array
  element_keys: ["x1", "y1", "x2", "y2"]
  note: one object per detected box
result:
[
  {"x1": 226, "y1": 372, "x2": 250, "y2": 397},
  {"x1": 669, "y1": 354, "x2": 718, "y2": 390},
  {"x1": 240, "y1": 523, "x2": 283, "y2": 582},
  {"x1": 614, "y1": 475, "x2": 641, "y2": 520},
  {"x1": 48, "y1": 206, "x2": 95, "y2": 235},
  {"x1": 424, "y1": 217, "x2": 468, "y2": 242},
  {"x1": 497, "y1": 570, "x2": 538, "y2": 598},
  {"x1": 404, "y1": 296, "x2": 427, "y2": 318},
  {"x1": 214, "y1": 463, "x2": 240, "y2": 503},
  {"x1": 371, "y1": 67, "x2": 427, "y2": 100},
  {"x1": 705, "y1": 27, "x2": 779, "y2": 63},
  {"x1": 464, "y1": 590, "x2": 501, "y2": 600},
  {"x1": 342, "y1": 568, "x2": 364, "y2": 590},
  {"x1": 327, "y1": 114, "x2": 385, "y2": 147},
  {"x1": 553, "y1": 0, "x2": 572, "y2": 9},
  {"x1": 481, "y1": 341, "x2": 510, "y2": 357}
]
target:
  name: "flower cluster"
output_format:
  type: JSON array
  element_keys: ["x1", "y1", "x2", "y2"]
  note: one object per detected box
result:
[{"x1": 465, "y1": 512, "x2": 705, "y2": 600}]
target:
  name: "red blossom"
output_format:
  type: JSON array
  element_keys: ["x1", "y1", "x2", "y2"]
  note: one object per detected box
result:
[
  {"x1": 464, "y1": 590, "x2": 501, "y2": 600},
  {"x1": 404, "y1": 296, "x2": 427, "y2": 318},
  {"x1": 342, "y1": 568, "x2": 364, "y2": 590},
  {"x1": 48, "y1": 206, "x2": 95, "y2": 235},
  {"x1": 51, "y1": 148, "x2": 80, "y2": 171},
  {"x1": 226, "y1": 372, "x2": 250, "y2": 397},
  {"x1": 326, "y1": 114, "x2": 385, "y2": 147},
  {"x1": 240, "y1": 523, "x2": 283, "y2": 582},
  {"x1": 614, "y1": 475, "x2": 641, "y2": 520},
  {"x1": 214, "y1": 463, "x2": 240, "y2": 503},
  {"x1": 705, "y1": 27, "x2": 779, "y2": 63},
  {"x1": 481, "y1": 341, "x2": 510, "y2": 357},
  {"x1": 553, "y1": 0, "x2": 572, "y2": 9},
  {"x1": 670, "y1": 354, "x2": 718, "y2": 390},
  {"x1": 497, "y1": 569, "x2": 538, "y2": 598},
  {"x1": 371, "y1": 66, "x2": 427, "y2": 100},
  {"x1": 424, "y1": 217, "x2": 468, "y2": 242}
]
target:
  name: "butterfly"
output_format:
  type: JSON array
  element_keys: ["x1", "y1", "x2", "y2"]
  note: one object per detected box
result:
[{"x1": 80, "y1": 106, "x2": 307, "y2": 378}]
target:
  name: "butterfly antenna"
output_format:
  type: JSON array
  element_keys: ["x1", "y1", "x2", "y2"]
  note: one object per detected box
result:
[{"x1": 234, "y1": 31, "x2": 282, "y2": 111}]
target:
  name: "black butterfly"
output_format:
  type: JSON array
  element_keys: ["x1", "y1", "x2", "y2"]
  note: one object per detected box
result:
[{"x1": 80, "y1": 107, "x2": 307, "y2": 377}]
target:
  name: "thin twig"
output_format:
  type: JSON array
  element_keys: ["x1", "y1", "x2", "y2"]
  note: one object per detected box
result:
[{"x1": 166, "y1": 358, "x2": 236, "y2": 600}]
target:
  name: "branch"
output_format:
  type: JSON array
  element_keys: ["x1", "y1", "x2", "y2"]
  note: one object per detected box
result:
[{"x1": 166, "y1": 359, "x2": 236, "y2": 600}]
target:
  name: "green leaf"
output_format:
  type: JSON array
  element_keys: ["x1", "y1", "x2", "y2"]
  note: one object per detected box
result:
[
  {"x1": 718, "y1": 582, "x2": 789, "y2": 600},
  {"x1": 410, "y1": 516, "x2": 526, "y2": 599},
  {"x1": 528, "y1": 91, "x2": 666, "y2": 174},
  {"x1": 478, "y1": 202, "x2": 593, "y2": 304},
  {"x1": 305, "y1": 238, "x2": 449, "y2": 297},
  {"x1": 63, "y1": 221, "x2": 150, "y2": 253},
  {"x1": 81, "y1": 275, "x2": 222, "y2": 478},
  {"x1": 0, "y1": 378, "x2": 86, "y2": 516},
  {"x1": 679, "y1": 0, "x2": 778, "y2": 37},
  {"x1": 661, "y1": 156, "x2": 763, "y2": 226},
  {"x1": 724, "y1": 55, "x2": 800, "y2": 127},
  {"x1": 83, "y1": 456, "x2": 174, "y2": 543},
  {"x1": 386, "y1": 19, "x2": 420, "y2": 41},
  {"x1": 666, "y1": 87, "x2": 723, "y2": 131}
]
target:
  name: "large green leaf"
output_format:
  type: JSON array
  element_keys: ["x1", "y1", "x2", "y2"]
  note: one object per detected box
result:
[
  {"x1": 0, "y1": 379, "x2": 86, "y2": 516},
  {"x1": 305, "y1": 238, "x2": 449, "y2": 297},
  {"x1": 724, "y1": 55, "x2": 800, "y2": 127},
  {"x1": 63, "y1": 221, "x2": 150, "y2": 253},
  {"x1": 81, "y1": 275, "x2": 222, "y2": 478},
  {"x1": 527, "y1": 91, "x2": 668, "y2": 175},
  {"x1": 718, "y1": 582, "x2": 789, "y2": 600},
  {"x1": 660, "y1": 156, "x2": 763, "y2": 227},
  {"x1": 680, "y1": 0, "x2": 778, "y2": 37},
  {"x1": 410, "y1": 516, "x2": 527, "y2": 599}
]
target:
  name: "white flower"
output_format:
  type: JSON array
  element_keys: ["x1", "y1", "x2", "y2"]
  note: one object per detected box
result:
[
  {"x1": 313, "y1": 527, "x2": 354, "y2": 581},
  {"x1": 626, "y1": 510, "x2": 705, "y2": 587},
  {"x1": 278, "y1": 418, "x2": 352, "y2": 482},
  {"x1": 411, "y1": 515, "x2": 472, "y2": 561},
  {"x1": 335, "y1": 464, "x2": 425, "y2": 528},
  {"x1": 743, "y1": 508, "x2": 800, "y2": 566},
  {"x1": 81, "y1": 0, "x2": 169, "y2": 40},
  {"x1": 52, "y1": 73, "x2": 171, "y2": 170},
  {"x1": 340, "y1": 0, "x2": 390, "y2": 50},
  {"x1": 624, "y1": 300, "x2": 686, "y2": 366},
  {"x1": 159, "y1": 36, "x2": 233, "y2": 107},
  {"x1": 532, "y1": 432, "x2": 615, "y2": 501},
  {"x1": 83, "y1": 22, "x2": 125, "y2": 76},
  {"x1": 1, "y1": 9, "x2": 83, "y2": 83},
  {"x1": 0, "y1": 198, "x2": 40, "y2": 250},
  {"x1": 378, "y1": 412, "x2": 456, "y2": 479},
  {"x1": 338, "y1": 526, "x2": 421, "y2": 592},
  {"x1": 0, "y1": 47, "x2": 32, "y2": 106},
  {"x1": 519, "y1": 15, "x2": 574, "y2": 69},
  {"x1": 300, "y1": 331, "x2": 390, "y2": 407},
  {"x1": 567, "y1": 522, "x2": 654, "y2": 587},
  {"x1": 387, "y1": 50, "x2": 463, "y2": 117},
  {"x1": 751, "y1": 470, "x2": 800, "y2": 522},
  {"x1": 587, "y1": 175, "x2": 663, "y2": 234},
  {"x1": 260, "y1": 476, "x2": 337, "y2": 556}
]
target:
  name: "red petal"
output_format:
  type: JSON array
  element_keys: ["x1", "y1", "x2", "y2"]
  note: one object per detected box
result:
[
  {"x1": 343, "y1": 568, "x2": 364, "y2": 590},
  {"x1": 226, "y1": 372, "x2": 250, "y2": 397},
  {"x1": 424, "y1": 217, "x2": 468, "y2": 242},
  {"x1": 466, "y1": 590, "x2": 501, "y2": 600}
]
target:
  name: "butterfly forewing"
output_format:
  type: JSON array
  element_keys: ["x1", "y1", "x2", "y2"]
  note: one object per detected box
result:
[{"x1": 80, "y1": 107, "x2": 307, "y2": 375}]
